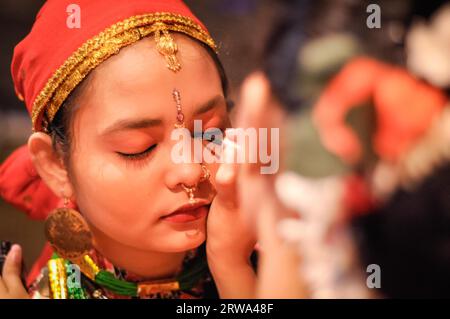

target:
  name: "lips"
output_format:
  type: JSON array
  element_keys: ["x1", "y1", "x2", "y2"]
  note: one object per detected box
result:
[{"x1": 161, "y1": 201, "x2": 210, "y2": 223}]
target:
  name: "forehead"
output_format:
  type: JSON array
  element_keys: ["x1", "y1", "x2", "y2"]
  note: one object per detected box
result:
[{"x1": 76, "y1": 33, "x2": 222, "y2": 125}]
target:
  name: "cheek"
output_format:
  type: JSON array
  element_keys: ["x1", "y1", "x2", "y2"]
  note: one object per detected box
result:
[{"x1": 70, "y1": 151, "x2": 159, "y2": 234}]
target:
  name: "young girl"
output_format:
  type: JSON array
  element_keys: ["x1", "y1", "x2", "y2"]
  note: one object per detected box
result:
[{"x1": 0, "y1": 0, "x2": 256, "y2": 299}]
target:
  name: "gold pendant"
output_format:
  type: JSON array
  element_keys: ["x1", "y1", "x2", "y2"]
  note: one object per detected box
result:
[
  {"x1": 154, "y1": 22, "x2": 181, "y2": 72},
  {"x1": 137, "y1": 279, "x2": 180, "y2": 298}
]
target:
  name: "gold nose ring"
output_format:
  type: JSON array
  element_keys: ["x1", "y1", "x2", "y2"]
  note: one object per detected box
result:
[
  {"x1": 182, "y1": 184, "x2": 196, "y2": 203},
  {"x1": 200, "y1": 164, "x2": 210, "y2": 182}
]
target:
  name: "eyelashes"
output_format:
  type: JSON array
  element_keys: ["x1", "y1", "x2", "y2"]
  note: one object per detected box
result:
[
  {"x1": 117, "y1": 128, "x2": 225, "y2": 165},
  {"x1": 117, "y1": 144, "x2": 157, "y2": 161},
  {"x1": 194, "y1": 128, "x2": 224, "y2": 145}
]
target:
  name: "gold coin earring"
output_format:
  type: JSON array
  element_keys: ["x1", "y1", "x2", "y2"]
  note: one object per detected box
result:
[{"x1": 44, "y1": 196, "x2": 93, "y2": 261}]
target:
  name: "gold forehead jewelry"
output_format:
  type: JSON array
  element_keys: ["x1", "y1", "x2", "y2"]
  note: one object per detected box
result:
[
  {"x1": 154, "y1": 22, "x2": 181, "y2": 72},
  {"x1": 173, "y1": 88, "x2": 185, "y2": 128}
]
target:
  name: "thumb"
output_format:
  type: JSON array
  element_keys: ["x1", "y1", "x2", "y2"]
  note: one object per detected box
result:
[
  {"x1": 215, "y1": 161, "x2": 237, "y2": 208},
  {"x1": 236, "y1": 72, "x2": 271, "y2": 129},
  {"x1": 214, "y1": 129, "x2": 241, "y2": 207},
  {"x1": 2, "y1": 244, "x2": 27, "y2": 294}
]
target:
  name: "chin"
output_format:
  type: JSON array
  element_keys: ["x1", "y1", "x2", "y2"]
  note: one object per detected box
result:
[{"x1": 156, "y1": 229, "x2": 206, "y2": 253}]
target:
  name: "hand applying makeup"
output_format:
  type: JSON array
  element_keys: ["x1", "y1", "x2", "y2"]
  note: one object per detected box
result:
[
  {"x1": 205, "y1": 130, "x2": 257, "y2": 298},
  {"x1": 234, "y1": 72, "x2": 308, "y2": 298}
]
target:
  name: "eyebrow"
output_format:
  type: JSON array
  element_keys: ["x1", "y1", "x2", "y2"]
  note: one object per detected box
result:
[
  {"x1": 100, "y1": 118, "x2": 162, "y2": 136},
  {"x1": 100, "y1": 95, "x2": 225, "y2": 136},
  {"x1": 193, "y1": 95, "x2": 225, "y2": 116}
]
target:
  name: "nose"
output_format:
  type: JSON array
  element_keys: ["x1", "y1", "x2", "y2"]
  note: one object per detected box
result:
[
  {"x1": 164, "y1": 160, "x2": 204, "y2": 191},
  {"x1": 164, "y1": 128, "x2": 207, "y2": 192}
]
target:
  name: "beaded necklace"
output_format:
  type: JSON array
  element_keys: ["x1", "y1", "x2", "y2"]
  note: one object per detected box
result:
[{"x1": 47, "y1": 246, "x2": 210, "y2": 299}]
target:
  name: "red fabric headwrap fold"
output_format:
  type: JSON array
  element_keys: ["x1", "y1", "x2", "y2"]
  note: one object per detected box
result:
[{"x1": 0, "y1": 145, "x2": 60, "y2": 220}]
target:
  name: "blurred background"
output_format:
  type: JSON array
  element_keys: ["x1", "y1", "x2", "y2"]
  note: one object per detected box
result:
[{"x1": 1, "y1": 0, "x2": 449, "y2": 297}]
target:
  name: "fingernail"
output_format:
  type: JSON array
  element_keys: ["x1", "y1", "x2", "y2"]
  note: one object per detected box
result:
[{"x1": 9, "y1": 244, "x2": 22, "y2": 264}]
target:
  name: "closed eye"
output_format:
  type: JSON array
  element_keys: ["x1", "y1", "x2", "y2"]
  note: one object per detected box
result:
[{"x1": 117, "y1": 144, "x2": 157, "y2": 160}]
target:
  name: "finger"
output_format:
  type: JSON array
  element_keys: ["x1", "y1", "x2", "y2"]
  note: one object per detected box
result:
[
  {"x1": 237, "y1": 74, "x2": 282, "y2": 176},
  {"x1": 2, "y1": 244, "x2": 27, "y2": 295},
  {"x1": 236, "y1": 72, "x2": 271, "y2": 129},
  {"x1": 214, "y1": 130, "x2": 242, "y2": 206},
  {"x1": 215, "y1": 162, "x2": 237, "y2": 207},
  {"x1": 216, "y1": 129, "x2": 239, "y2": 185}
]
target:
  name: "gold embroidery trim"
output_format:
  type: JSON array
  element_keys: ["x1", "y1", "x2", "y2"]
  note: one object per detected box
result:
[{"x1": 31, "y1": 12, "x2": 217, "y2": 132}]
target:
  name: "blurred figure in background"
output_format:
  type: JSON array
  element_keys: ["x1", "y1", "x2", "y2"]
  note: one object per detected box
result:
[
  {"x1": 235, "y1": 0, "x2": 450, "y2": 298},
  {"x1": 312, "y1": 2, "x2": 450, "y2": 298},
  {"x1": 348, "y1": 3, "x2": 450, "y2": 298}
]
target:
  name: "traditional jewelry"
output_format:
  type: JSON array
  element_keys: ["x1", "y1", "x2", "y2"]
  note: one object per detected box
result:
[
  {"x1": 44, "y1": 198, "x2": 93, "y2": 261},
  {"x1": 182, "y1": 184, "x2": 196, "y2": 204},
  {"x1": 200, "y1": 164, "x2": 211, "y2": 182},
  {"x1": 154, "y1": 22, "x2": 181, "y2": 72},
  {"x1": 48, "y1": 249, "x2": 209, "y2": 299},
  {"x1": 173, "y1": 88, "x2": 185, "y2": 128},
  {"x1": 180, "y1": 164, "x2": 210, "y2": 203}
]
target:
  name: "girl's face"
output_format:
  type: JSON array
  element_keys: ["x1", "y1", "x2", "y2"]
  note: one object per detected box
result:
[{"x1": 68, "y1": 35, "x2": 229, "y2": 253}]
